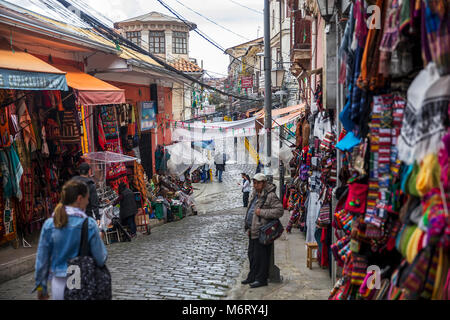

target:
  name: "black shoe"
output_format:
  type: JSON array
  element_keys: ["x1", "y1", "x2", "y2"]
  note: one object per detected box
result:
[
  {"x1": 249, "y1": 281, "x2": 268, "y2": 288},
  {"x1": 241, "y1": 279, "x2": 254, "y2": 285}
]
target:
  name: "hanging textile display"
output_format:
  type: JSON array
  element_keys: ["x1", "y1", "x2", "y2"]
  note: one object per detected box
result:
[
  {"x1": 59, "y1": 109, "x2": 81, "y2": 145},
  {"x1": 327, "y1": 0, "x2": 450, "y2": 301},
  {"x1": 100, "y1": 105, "x2": 128, "y2": 191}
]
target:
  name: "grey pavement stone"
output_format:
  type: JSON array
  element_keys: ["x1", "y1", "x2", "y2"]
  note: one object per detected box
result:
[{"x1": 0, "y1": 164, "x2": 256, "y2": 300}]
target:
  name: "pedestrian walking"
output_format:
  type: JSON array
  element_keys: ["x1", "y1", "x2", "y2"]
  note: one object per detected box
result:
[
  {"x1": 201, "y1": 164, "x2": 211, "y2": 183},
  {"x1": 34, "y1": 179, "x2": 107, "y2": 300},
  {"x1": 242, "y1": 173, "x2": 284, "y2": 288},
  {"x1": 73, "y1": 162, "x2": 101, "y2": 226},
  {"x1": 239, "y1": 173, "x2": 251, "y2": 207},
  {"x1": 114, "y1": 182, "x2": 138, "y2": 238},
  {"x1": 214, "y1": 153, "x2": 226, "y2": 183}
]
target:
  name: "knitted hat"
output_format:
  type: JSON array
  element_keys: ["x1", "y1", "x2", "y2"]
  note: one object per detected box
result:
[
  {"x1": 416, "y1": 153, "x2": 441, "y2": 196},
  {"x1": 406, "y1": 162, "x2": 420, "y2": 197}
]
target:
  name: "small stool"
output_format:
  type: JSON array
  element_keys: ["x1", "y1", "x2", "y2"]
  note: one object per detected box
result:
[
  {"x1": 104, "y1": 225, "x2": 121, "y2": 245},
  {"x1": 306, "y1": 242, "x2": 319, "y2": 269}
]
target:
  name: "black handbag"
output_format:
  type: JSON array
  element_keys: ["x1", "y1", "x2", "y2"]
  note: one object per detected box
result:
[
  {"x1": 64, "y1": 218, "x2": 112, "y2": 300},
  {"x1": 257, "y1": 195, "x2": 284, "y2": 245},
  {"x1": 258, "y1": 218, "x2": 284, "y2": 245}
]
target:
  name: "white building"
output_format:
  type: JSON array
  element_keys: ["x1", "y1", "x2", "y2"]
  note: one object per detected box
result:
[{"x1": 114, "y1": 12, "x2": 204, "y2": 120}]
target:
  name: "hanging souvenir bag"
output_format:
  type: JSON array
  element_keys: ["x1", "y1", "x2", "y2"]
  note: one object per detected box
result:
[
  {"x1": 352, "y1": 138, "x2": 368, "y2": 176},
  {"x1": 64, "y1": 219, "x2": 112, "y2": 300},
  {"x1": 345, "y1": 183, "x2": 369, "y2": 214},
  {"x1": 317, "y1": 201, "x2": 331, "y2": 226},
  {"x1": 320, "y1": 131, "x2": 336, "y2": 152}
]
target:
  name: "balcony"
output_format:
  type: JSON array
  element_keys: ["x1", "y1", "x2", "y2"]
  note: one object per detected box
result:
[
  {"x1": 291, "y1": 12, "x2": 312, "y2": 59},
  {"x1": 291, "y1": 13, "x2": 312, "y2": 77}
]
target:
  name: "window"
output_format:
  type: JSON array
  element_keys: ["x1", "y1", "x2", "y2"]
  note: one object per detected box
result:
[
  {"x1": 126, "y1": 31, "x2": 141, "y2": 47},
  {"x1": 172, "y1": 32, "x2": 187, "y2": 54},
  {"x1": 149, "y1": 31, "x2": 165, "y2": 54}
]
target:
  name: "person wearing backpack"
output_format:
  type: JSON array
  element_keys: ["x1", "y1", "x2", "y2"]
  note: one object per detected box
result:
[
  {"x1": 242, "y1": 173, "x2": 284, "y2": 288},
  {"x1": 34, "y1": 179, "x2": 107, "y2": 300}
]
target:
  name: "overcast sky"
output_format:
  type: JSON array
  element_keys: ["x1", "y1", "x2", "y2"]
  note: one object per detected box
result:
[{"x1": 84, "y1": 0, "x2": 264, "y2": 77}]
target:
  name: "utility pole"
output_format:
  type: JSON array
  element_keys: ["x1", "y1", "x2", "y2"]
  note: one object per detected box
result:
[
  {"x1": 264, "y1": 0, "x2": 282, "y2": 284},
  {"x1": 279, "y1": 0, "x2": 284, "y2": 201},
  {"x1": 264, "y1": 0, "x2": 272, "y2": 182}
]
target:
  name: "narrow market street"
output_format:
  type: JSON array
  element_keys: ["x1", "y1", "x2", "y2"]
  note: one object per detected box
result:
[
  {"x1": 1, "y1": 0, "x2": 447, "y2": 306},
  {"x1": 0, "y1": 163, "x2": 331, "y2": 300},
  {"x1": 0, "y1": 208, "x2": 247, "y2": 300},
  {"x1": 0, "y1": 165, "x2": 250, "y2": 300}
]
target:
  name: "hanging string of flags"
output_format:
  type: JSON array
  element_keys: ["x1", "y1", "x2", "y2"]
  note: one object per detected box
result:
[{"x1": 153, "y1": 113, "x2": 300, "y2": 142}]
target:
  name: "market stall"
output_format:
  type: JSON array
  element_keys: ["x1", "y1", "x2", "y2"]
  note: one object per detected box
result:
[
  {"x1": 0, "y1": 39, "x2": 68, "y2": 247},
  {"x1": 283, "y1": 81, "x2": 337, "y2": 273},
  {"x1": 325, "y1": 0, "x2": 449, "y2": 300},
  {"x1": 82, "y1": 151, "x2": 140, "y2": 240}
]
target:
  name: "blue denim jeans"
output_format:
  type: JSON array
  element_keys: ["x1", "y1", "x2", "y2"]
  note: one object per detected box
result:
[{"x1": 217, "y1": 169, "x2": 223, "y2": 182}]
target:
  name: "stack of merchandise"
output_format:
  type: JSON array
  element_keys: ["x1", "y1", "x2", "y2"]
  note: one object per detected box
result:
[
  {"x1": 284, "y1": 96, "x2": 338, "y2": 271},
  {"x1": 329, "y1": 0, "x2": 449, "y2": 300}
]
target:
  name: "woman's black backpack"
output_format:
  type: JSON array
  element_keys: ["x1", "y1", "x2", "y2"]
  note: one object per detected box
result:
[{"x1": 64, "y1": 218, "x2": 112, "y2": 300}]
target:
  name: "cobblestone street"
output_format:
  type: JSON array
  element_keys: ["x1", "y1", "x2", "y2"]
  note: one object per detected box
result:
[
  {"x1": 0, "y1": 163, "x2": 331, "y2": 300},
  {"x1": 0, "y1": 207, "x2": 248, "y2": 300},
  {"x1": 0, "y1": 164, "x2": 254, "y2": 300},
  {"x1": 193, "y1": 163, "x2": 257, "y2": 213}
]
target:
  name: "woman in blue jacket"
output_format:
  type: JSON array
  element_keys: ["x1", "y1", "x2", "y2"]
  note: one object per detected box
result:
[{"x1": 34, "y1": 179, "x2": 108, "y2": 300}]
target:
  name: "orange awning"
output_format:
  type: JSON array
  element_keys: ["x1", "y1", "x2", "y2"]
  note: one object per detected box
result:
[
  {"x1": 0, "y1": 41, "x2": 64, "y2": 74},
  {"x1": 256, "y1": 103, "x2": 305, "y2": 119},
  {"x1": 0, "y1": 38, "x2": 67, "y2": 90},
  {"x1": 246, "y1": 107, "x2": 261, "y2": 117},
  {"x1": 272, "y1": 110, "x2": 303, "y2": 128},
  {"x1": 53, "y1": 64, "x2": 125, "y2": 106}
]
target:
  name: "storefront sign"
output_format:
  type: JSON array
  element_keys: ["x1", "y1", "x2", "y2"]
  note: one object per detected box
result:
[
  {"x1": 241, "y1": 76, "x2": 253, "y2": 89},
  {"x1": 140, "y1": 101, "x2": 157, "y2": 131},
  {"x1": 0, "y1": 68, "x2": 68, "y2": 91}
]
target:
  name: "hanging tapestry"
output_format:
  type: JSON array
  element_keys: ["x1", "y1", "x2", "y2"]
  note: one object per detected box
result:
[
  {"x1": 60, "y1": 109, "x2": 81, "y2": 145},
  {"x1": 100, "y1": 105, "x2": 128, "y2": 192}
]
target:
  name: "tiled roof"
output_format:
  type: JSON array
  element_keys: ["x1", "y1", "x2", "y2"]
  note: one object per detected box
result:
[
  {"x1": 116, "y1": 11, "x2": 196, "y2": 30},
  {"x1": 169, "y1": 58, "x2": 202, "y2": 73}
]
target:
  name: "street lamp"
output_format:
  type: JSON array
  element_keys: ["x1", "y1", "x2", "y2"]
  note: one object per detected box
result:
[
  {"x1": 316, "y1": 0, "x2": 336, "y2": 22},
  {"x1": 271, "y1": 64, "x2": 286, "y2": 89}
]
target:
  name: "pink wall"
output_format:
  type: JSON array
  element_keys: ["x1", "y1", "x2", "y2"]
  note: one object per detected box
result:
[
  {"x1": 314, "y1": 16, "x2": 325, "y2": 92},
  {"x1": 316, "y1": 16, "x2": 325, "y2": 71}
]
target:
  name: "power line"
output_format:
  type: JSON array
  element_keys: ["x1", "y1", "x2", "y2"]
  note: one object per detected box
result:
[
  {"x1": 227, "y1": 0, "x2": 263, "y2": 15},
  {"x1": 55, "y1": 0, "x2": 261, "y2": 102},
  {"x1": 160, "y1": 0, "x2": 285, "y2": 75},
  {"x1": 171, "y1": 0, "x2": 251, "y2": 41},
  {"x1": 157, "y1": 0, "x2": 226, "y2": 52},
  {"x1": 156, "y1": 0, "x2": 262, "y2": 72}
]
